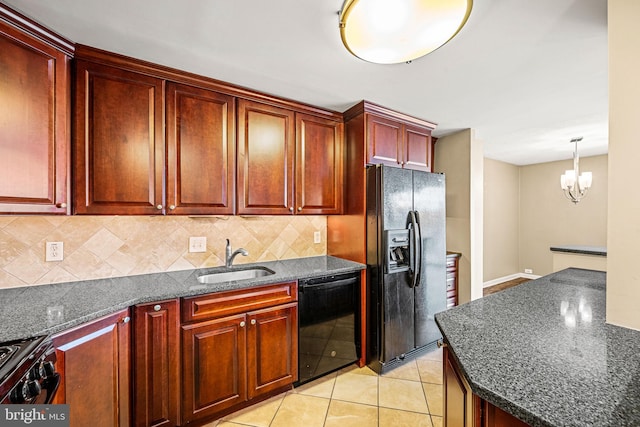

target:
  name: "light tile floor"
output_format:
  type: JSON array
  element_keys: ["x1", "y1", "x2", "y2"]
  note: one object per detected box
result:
[{"x1": 204, "y1": 347, "x2": 444, "y2": 427}]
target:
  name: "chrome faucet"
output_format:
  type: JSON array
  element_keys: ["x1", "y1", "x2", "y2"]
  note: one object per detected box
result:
[{"x1": 225, "y1": 239, "x2": 249, "y2": 267}]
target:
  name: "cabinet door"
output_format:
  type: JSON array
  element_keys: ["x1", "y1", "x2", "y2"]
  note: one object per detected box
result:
[
  {"x1": 166, "y1": 83, "x2": 235, "y2": 215},
  {"x1": 181, "y1": 314, "x2": 247, "y2": 424},
  {"x1": 247, "y1": 303, "x2": 298, "y2": 399},
  {"x1": 74, "y1": 60, "x2": 164, "y2": 214},
  {"x1": 366, "y1": 114, "x2": 402, "y2": 167},
  {"x1": 133, "y1": 300, "x2": 180, "y2": 427},
  {"x1": 403, "y1": 123, "x2": 433, "y2": 172},
  {"x1": 237, "y1": 100, "x2": 295, "y2": 215},
  {"x1": 0, "y1": 12, "x2": 70, "y2": 214},
  {"x1": 295, "y1": 114, "x2": 343, "y2": 215},
  {"x1": 52, "y1": 309, "x2": 131, "y2": 427}
]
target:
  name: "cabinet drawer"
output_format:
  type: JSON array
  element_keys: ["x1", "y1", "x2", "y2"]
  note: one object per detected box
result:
[
  {"x1": 447, "y1": 297, "x2": 457, "y2": 308},
  {"x1": 182, "y1": 281, "x2": 297, "y2": 323},
  {"x1": 446, "y1": 258, "x2": 457, "y2": 268},
  {"x1": 446, "y1": 277, "x2": 456, "y2": 291}
]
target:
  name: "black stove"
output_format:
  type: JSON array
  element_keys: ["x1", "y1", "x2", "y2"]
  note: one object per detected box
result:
[{"x1": 0, "y1": 335, "x2": 59, "y2": 404}]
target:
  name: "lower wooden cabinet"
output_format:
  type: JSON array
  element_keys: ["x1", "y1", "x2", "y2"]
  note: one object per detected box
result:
[
  {"x1": 181, "y1": 282, "x2": 298, "y2": 425},
  {"x1": 133, "y1": 299, "x2": 180, "y2": 427},
  {"x1": 444, "y1": 346, "x2": 529, "y2": 427},
  {"x1": 52, "y1": 309, "x2": 131, "y2": 427}
]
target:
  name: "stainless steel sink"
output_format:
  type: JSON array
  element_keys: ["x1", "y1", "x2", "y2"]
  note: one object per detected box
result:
[{"x1": 197, "y1": 267, "x2": 275, "y2": 284}]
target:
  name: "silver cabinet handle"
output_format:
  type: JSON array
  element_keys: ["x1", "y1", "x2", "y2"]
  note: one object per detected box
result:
[
  {"x1": 297, "y1": 207, "x2": 302, "y2": 212},
  {"x1": 153, "y1": 305, "x2": 161, "y2": 312},
  {"x1": 250, "y1": 319, "x2": 256, "y2": 325},
  {"x1": 240, "y1": 321, "x2": 246, "y2": 327},
  {"x1": 156, "y1": 204, "x2": 163, "y2": 210},
  {"x1": 56, "y1": 202, "x2": 67, "y2": 208},
  {"x1": 122, "y1": 316, "x2": 131, "y2": 323},
  {"x1": 289, "y1": 207, "x2": 294, "y2": 212},
  {"x1": 169, "y1": 205, "x2": 176, "y2": 210}
]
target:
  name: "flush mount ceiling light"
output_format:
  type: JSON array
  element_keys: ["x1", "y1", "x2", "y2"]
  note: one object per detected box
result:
[
  {"x1": 560, "y1": 137, "x2": 592, "y2": 204},
  {"x1": 339, "y1": 0, "x2": 473, "y2": 64}
]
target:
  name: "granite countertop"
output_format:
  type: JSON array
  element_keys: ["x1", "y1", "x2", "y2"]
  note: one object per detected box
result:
[
  {"x1": 0, "y1": 256, "x2": 364, "y2": 343},
  {"x1": 435, "y1": 268, "x2": 640, "y2": 427},
  {"x1": 550, "y1": 245, "x2": 607, "y2": 256}
]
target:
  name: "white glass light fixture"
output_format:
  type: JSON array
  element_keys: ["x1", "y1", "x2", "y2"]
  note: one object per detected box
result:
[
  {"x1": 560, "y1": 137, "x2": 592, "y2": 204},
  {"x1": 339, "y1": 0, "x2": 473, "y2": 64}
]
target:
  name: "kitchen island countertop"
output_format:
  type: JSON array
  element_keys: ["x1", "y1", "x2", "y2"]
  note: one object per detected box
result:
[
  {"x1": 0, "y1": 256, "x2": 364, "y2": 343},
  {"x1": 435, "y1": 268, "x2": 640, "y2": 427}
]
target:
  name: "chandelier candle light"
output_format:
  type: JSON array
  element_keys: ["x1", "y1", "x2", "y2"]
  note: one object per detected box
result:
[{"x1": 560, "y1": 137, "x2": 592, "y2": 204}]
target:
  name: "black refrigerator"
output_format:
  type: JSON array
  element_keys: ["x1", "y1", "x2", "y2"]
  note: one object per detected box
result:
[{"x1": 366, "y1": 164, "x2": 446, "y2": 374}]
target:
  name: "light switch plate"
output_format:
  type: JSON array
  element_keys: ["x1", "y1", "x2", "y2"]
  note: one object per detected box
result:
[
  {"x1": 313, "y1": 231, "x2": 321, "y2": 244},
  {"x1": 189, "y1": 236, "x2": 207, "y2": 253},
  {"x1": 45, "y1": 242, "x2": 64, "y2": 261}
]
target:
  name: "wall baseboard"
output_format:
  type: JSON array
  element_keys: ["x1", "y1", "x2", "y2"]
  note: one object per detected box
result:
[{"x1": 483, "y1": 272, "x2": 541, "y2": 288}]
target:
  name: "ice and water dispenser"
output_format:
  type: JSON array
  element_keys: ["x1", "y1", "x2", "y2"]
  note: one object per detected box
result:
[{"x1": 384, "y1": 229, "x2": 411, "y2": 273}]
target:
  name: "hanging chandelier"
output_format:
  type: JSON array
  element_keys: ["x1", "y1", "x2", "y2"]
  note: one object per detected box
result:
[{"x1": 560, "y1": 137, "x2": 592, "y2": 204}]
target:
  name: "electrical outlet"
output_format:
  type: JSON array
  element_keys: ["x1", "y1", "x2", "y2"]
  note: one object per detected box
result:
[
  {"x1": 313, "y1": 231, "x2": 321, "y2": 244},
  {"x1": 189, "y1": 236, "x2": 207, "y2": 253},
  {"x1": 45, "y1": 242, "x2": 64, "y2": 262},
  {"x1": 524, "y1": 268, "x2": 533, "y2": 274}
]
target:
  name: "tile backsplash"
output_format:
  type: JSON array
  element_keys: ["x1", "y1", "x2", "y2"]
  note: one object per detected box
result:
[{"x1": 0, "y1": 215, "x2": 326, "y2": 288}]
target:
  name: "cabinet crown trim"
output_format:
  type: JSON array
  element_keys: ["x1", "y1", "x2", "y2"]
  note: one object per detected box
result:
[
  {"x1": 343, "y1": 100, "x2": 437, "y2": 129},
  {"x1": 0, "y1": 4, "x2": 74, "y2": 56}
]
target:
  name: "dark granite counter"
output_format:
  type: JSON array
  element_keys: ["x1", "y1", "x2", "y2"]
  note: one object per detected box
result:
[
  {"x1": 0, "y1": 256, "x2": 364, "y2": 343},
  {"x1": 550, "y1": 245, "x2": 607, "y2": 256},
  {"x1": 435, "y1": 268, "x2": 640, "y2": 427}
]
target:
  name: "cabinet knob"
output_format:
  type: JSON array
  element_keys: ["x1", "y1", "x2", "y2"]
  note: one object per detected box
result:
[
  {"x1": 153, "y1": 305, "x2": 161, "y2": 312},
  {"x1": 289, "y1": 207, "x2": 294, "y2": 212},
  {"x1": 169, "y1": 205, "x2": 176, "y2": 210},
  {"x1": 251, "y1": 319, "x2": 256, "y2": 325},
  {"x1": 297, "y1": 207, "x2": 302, "y2": 212},
  {"x1": 122, "y1": 316, "x2": 131, "y2": 323},
  {"x1": 156, "y1": 204, "x2": 163, "y2": 210},
  {"x1": 56, "y1": 202, "x2": 67, "y2": 208},
  {"x1": 436, "y1": 340, "x2": 447, "y2": 348},
  {"x1": 240, "y1": 321, "x2": 246, "y2": 327}
]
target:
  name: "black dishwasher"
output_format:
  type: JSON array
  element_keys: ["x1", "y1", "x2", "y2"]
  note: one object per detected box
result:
[{"x1": 296, "y1": 272, "x2": 360, "y2": 385}]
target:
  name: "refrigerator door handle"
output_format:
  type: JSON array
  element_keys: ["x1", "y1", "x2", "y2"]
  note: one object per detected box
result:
[
  {"x1": 409, "y1": 211, "x2": 423, "y2": 288},
  {"x1": 413, "y1": 210, "x2": 423, "y2": 287}
]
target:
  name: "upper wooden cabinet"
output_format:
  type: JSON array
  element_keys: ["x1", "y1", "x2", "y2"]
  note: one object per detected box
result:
[
  {"x1": 237, "y1": 100, "x2": 343, "y2": 215},
  {"x1": 0, "y1": 5, "x2": 73, "y2": 214},
  {"x1": 296, "y1": 113, "x2": 344, "y2": 215},
  {"x1": 237, "y1": 100, "x2": 295, "y2": 215},
  {"x1": 166, "y1": 83, "x2": 235, "y2": 215},
  {"x1": 354, "y1": 101, "x2": 435, "y2": 172},
  {"x1": 73, "y1": 59, "x2": 164, "y2": 215}
]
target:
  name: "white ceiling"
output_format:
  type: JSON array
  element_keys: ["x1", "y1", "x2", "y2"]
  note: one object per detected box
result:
[{"x1": 5, "y1": 0, "x2": 608, "y2": 165}]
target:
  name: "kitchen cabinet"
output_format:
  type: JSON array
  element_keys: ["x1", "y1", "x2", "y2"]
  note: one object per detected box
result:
[
  {"x1": 166, "y1": 83, "x2": 236, "y2": 215},
  {"x1": 237, "y1": 100, "x2": 343, "y2": 215},
  {"x1": 364, "y1": 103, "x2": 435, "y2": 172},
  {"x1": 180, "y1": 282, "x2": 298, "y2": 424},
  {"x1": 443, "y1": 345, "x2": 529, "y2": 427},
  {"x1": 237, "y1": 100, "x2": 295, "y2": 215},
  {"x1": 73, "y1": 59, "x2": 164, "y2": 215},
  {"x1": 295, "y1": 113, "x2": 344, "y2": 215},
  {"x1": 52, "y1": 309, "x2": 131, "y2": 427},
  {"x1": 0, "y1": 5, "x2": 73, "y2": 214},
  {"x1": 74, "y1": 54, "x2": 237, "y2": 216},
  {"x1": 133, "y1": 299, "x2": 180, "y2": 427},
  {"x1": 446, "y1": 252, "x2": 461, "y2": 308}
]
